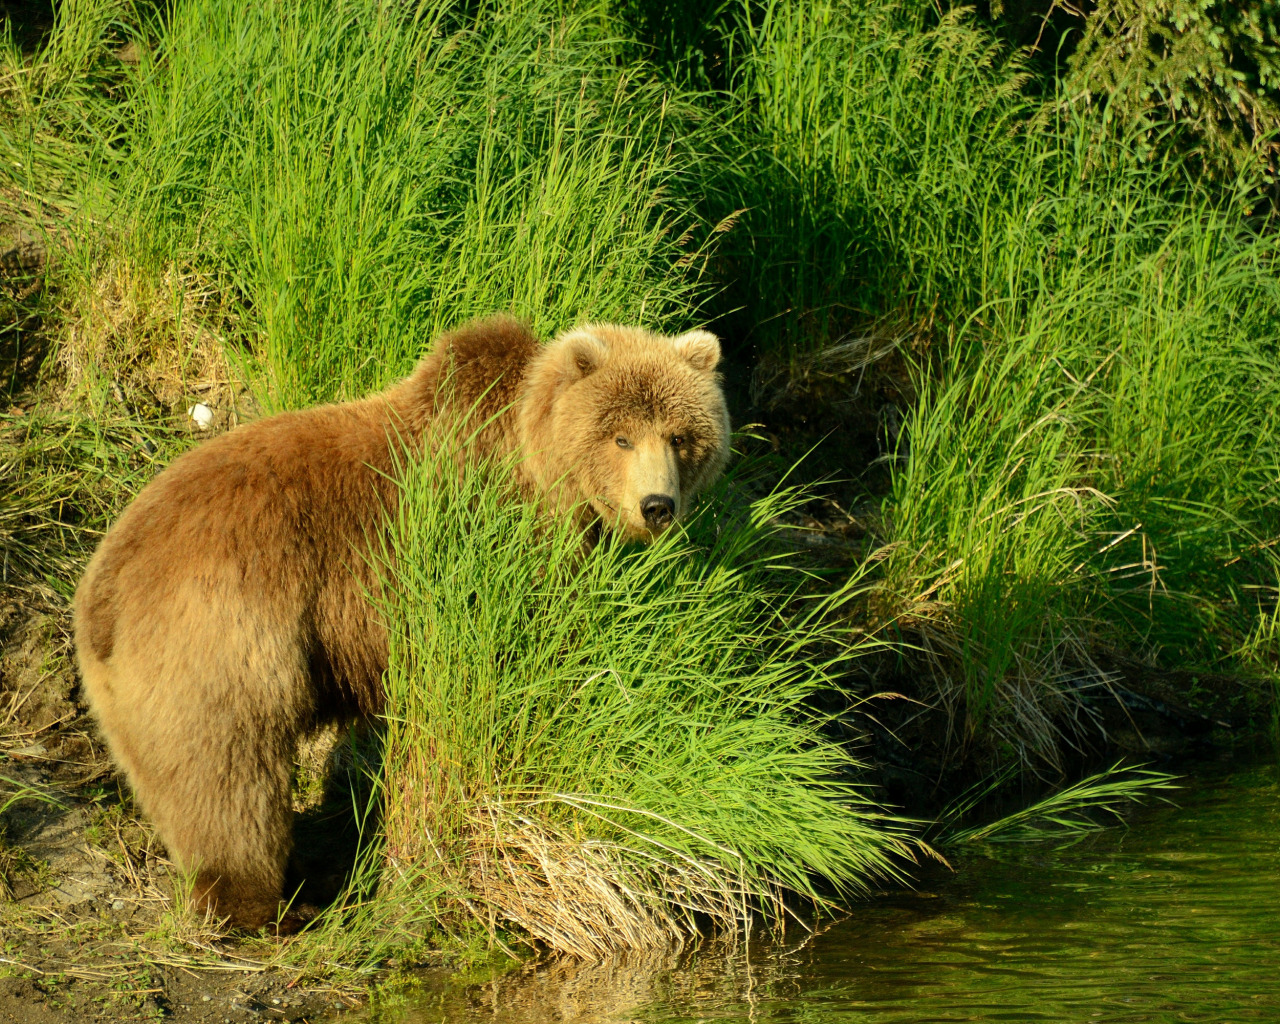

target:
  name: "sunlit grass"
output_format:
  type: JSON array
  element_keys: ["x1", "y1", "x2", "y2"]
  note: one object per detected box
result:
[
  {"x1": 375, "y1": 440, "x2": 923, "y2": 956},
  {"x1": 92, "y1": 0, "x2": 711, "y2": 407}
]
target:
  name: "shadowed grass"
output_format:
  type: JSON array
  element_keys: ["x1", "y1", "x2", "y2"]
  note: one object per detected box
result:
[
  {"x1": 695, "y1": 0, "x2": 1280, "y2": 766},
  {"x1": 0, "y1": 409, "x2": 182, "y2": 600},
  {"x1": 941, "y1": 762, "x2": 1180, "y2": 846}
]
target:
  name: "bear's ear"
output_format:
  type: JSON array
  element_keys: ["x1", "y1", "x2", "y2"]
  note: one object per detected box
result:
[
  {"x1": 561, "y1": 330, "x2": 608, "y2": 381},
  {"x1": 672, "y1": 329, "x2": 721, "y2": 373}
]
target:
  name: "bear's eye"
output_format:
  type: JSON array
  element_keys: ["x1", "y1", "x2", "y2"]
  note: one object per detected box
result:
[
  {"x1": 615, "y1": 436, "x2": 632, "y2": 449},
  {"x1": 671, "y1": 434, "x2": 686, "y2": 449}
]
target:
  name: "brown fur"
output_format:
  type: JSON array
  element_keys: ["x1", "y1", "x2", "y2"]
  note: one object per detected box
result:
[{"x1": 73, "y1": 315, "x2": 730, "y2": 932}]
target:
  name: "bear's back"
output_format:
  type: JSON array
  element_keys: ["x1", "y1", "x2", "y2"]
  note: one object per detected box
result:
[
  {"x1": 74, "y1": 315, "x2": 541, "y2": 689},
  {"x1": 74, "y1": 397, "x2": 402, "y2": 670}
]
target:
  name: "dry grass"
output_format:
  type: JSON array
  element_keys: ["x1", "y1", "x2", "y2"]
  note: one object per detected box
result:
[
  {"x1": 748, "y1": 314, "x2": 929, "y2": 414},
  {"x1": 461, "y1": 798, "x2": 774, "y2": 961},
  {"x1": 54, "y1": 257, "x2": 246, "y2": 417},
  {"x1": 898, "y1": 608, "x2": 1120, "y2": 773}
]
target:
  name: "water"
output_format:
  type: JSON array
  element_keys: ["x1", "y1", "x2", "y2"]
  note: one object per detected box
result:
[{"x1": 362, "y1": 760, "x2": 1280, "y2": 1024}]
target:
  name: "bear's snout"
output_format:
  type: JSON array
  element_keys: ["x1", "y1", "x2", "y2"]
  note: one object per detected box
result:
[{"x1": 641, "y1": 494, "x2": 676, "y2": 530}]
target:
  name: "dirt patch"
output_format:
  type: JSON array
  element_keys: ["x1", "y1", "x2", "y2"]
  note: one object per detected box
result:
[
  {"x1": 0, "y1": 975, "x2": 71, "y2": 1024},
  {"x1": 0, "y1": 961, "x2": 362, "y2": 1024}
]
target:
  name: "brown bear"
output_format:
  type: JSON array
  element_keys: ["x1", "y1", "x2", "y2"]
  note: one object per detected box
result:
[{"x1": 73, "y1": 315, "x2": 730, "y2": 933}]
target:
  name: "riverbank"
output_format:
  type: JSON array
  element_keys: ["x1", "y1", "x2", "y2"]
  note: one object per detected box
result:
[{"x1": 2, "y1": 0, "x2": 1278, "y2": 1017}]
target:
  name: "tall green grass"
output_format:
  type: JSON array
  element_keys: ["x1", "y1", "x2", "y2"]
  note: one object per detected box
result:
[
  {"x1": 94, "y1": 0, "x2": 710, "y2": 405},
  {"x1": 375, "y1": 438, "x2": 919, "y2": 956},
  {"x1": 877, "y1": 196, "x2": 1280, "y2": 761},
  {"x1": 712, "y1": 0, "x2": 1033, "y2": 355},
  {"x1": 941, "y1": 762, "x2": 1180, "y2": 846},
  {"x1": 696, "y1": 0, "x2": 1280, "y2": 763}
]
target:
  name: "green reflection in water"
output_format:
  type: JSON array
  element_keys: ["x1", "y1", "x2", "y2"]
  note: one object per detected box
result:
[{"x1": 363, "y1": 760, "x2": 1279, "y2": 1024}]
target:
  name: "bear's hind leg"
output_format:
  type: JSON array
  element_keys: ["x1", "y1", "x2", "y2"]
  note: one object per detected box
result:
[
  {"x1": 163, "y1": 718, "x2": 310, "y2": 932},
  {"x1": 138, "y1": 726, "x2": 300, "y2": 932},
  {"x1": 87, "y1": 653, "x2": 310, "y2": 933}
]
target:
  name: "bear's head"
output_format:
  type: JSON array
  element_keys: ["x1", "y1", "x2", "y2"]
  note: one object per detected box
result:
[{"x1": 518, "y1": 324, "x2": 731, "y2": 541}]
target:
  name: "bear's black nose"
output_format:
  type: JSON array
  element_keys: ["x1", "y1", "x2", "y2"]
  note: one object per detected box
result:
[{"x1": 641, "y1": 495, "x2": 676, "y2": 529}]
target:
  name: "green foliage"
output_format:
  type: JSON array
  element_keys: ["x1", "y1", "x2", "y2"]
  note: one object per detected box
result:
[
  {"x1": 0, "y1": 0, "x2": 137, "y2": 111},
  {"x1": 101, "y1": 0, "x2": 709, "y2": 406},
  {"x1": 713, "y1": 0, "x2": 1033, "y2": 357},
  {"x1": 942, "y1": 762, "x2": 1180, "y2": 845},
  {"x1": 880, "y1": 170, "x2": 1280, "y2": 761},
  {"x1": 378, "y1": 439, "x2": 919, "y2": 954},
  {"x1": 0, "y1": 0, "x2": 136, "y2": 234},
  {"x1": 697, "y1": 0, "x2": 1280, "y2": 763},
  {"x1": 4, "y1": 0, "x2": 1280, "y2": 966},
  {"x1": 1062, "y1": 1, "x2": 1280, "y2": 185}
]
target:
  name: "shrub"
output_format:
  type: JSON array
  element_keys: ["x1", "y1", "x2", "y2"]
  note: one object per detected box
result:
[{"x1": 1060, "y1": 0, "x2": 1280, "y2": 186}]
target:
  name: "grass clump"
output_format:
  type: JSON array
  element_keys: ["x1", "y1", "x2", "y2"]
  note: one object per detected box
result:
[
  {"x1": 376, "y1": 441, "x2": 921, "y2": 957},
  {"x1": 0, "y1": 409, "x2": 180, "y2": 600},
  {"x1": 52, "y1": 257, "x2": 243, "y2": 414},
  {"x1": 875, "y1": 192, "x2": 1280, "y2": 763},
  {"x1": 685, "y1": 0, "x2": 1280, "y2": 767},
  {"x1": 89, "y1": 0, "x2": 710, "y2": 408}
]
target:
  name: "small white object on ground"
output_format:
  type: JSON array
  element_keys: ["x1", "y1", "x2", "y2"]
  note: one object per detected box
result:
[{"x1": 188, "y1": 403, "x2": 214, "y2": 429}]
